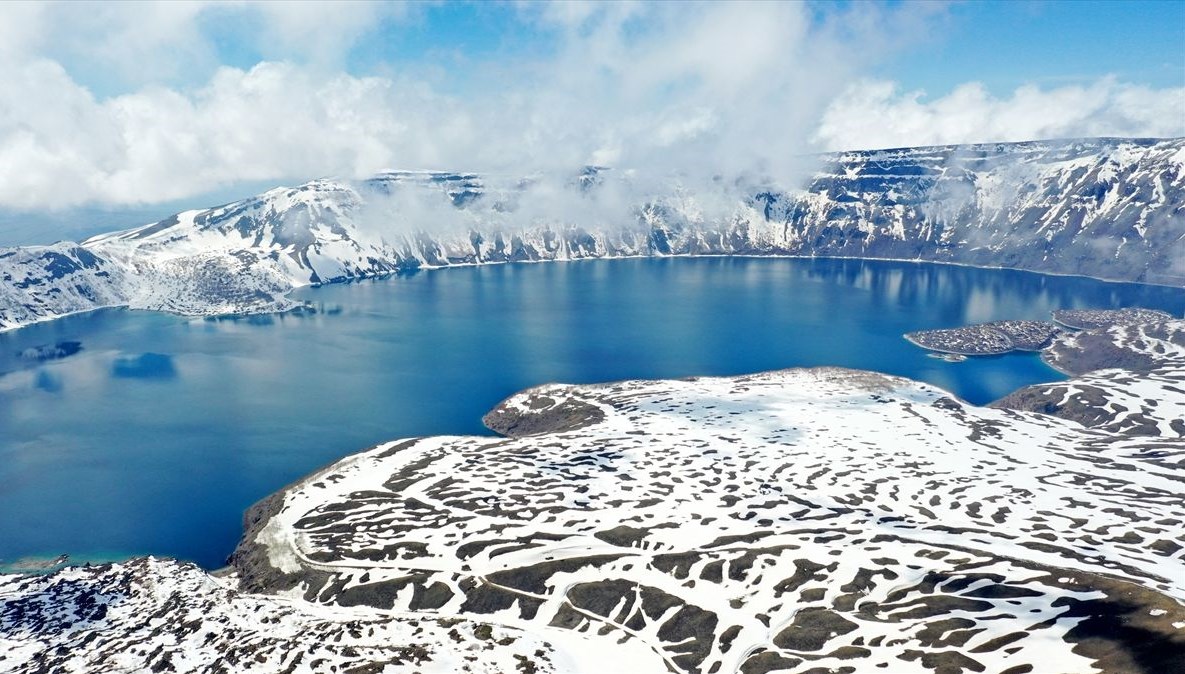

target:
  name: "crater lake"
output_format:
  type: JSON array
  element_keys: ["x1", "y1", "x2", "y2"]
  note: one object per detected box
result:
[{"x1": 2, "y1": 256, "x2": 1183, "y2": 569}]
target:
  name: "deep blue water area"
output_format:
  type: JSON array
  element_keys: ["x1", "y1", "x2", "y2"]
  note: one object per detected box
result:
[{"x1": 1, "y1": 257, "x2": 1183, "y2": 569}]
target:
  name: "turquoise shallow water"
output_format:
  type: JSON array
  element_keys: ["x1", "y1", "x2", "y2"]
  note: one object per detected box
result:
[{"x1": 1, "y1": 257, "x2": 1183, "y2": 569}]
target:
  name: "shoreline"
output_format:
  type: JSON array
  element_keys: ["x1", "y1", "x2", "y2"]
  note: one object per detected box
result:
[{"x1": 4, "y1": 251, "x2": 1182, "y2": 336}]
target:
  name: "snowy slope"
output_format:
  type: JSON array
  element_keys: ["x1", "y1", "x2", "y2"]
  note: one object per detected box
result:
[
  {"x1": 221, "y1": 367, "x2": 1185, "y2": 673},
  {"x1": 0, "y1": 557, "x2": 660, "y2": 673},
  {"x1": 0, "y1": 244, "x2": 133, "y2": 330},
  {"x1": 2, "y1": 137, "x2": 1183, "y2": 332},
  {"x1": 995, "y1": 318, "x2": 1185, "y2": 437}
]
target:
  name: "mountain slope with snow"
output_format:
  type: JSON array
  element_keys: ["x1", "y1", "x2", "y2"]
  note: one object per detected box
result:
[
  {"x1": 1, "y1": 137, "x2": 1182, "y2": 332},
  {"x1": 0, "y1": 556, "x2": 659, "y2": 674}
]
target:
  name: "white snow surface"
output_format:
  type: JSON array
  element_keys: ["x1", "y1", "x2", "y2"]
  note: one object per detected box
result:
[
  {"x1": 0, "y1": 556, "x2": 651, "y2": 673},
  {"x1": 230, "y1": 365, "x2": 1185, "y2": 674}
]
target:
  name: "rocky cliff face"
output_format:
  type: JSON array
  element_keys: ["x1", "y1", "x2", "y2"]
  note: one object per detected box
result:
[
  {"x1": 789, "y1": 138, "x2": 1185, "y2": 283},
  {"x1": 2, "y1": 137, "x2": 1182, "y2": 331}
]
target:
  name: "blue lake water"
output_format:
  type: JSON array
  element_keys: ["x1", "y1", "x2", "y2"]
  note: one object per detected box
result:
[{"x1": 1, "y1": 257, "x2": 1183, "y2": 569}]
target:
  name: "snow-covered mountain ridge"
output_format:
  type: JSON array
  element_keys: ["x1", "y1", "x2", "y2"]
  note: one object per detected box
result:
[{"x1": 2, "y1": 136, "x2": 1183, "y2": 331}]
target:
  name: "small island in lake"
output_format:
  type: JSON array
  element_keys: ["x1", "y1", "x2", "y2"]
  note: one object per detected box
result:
[
  {"x1": 905, "y1": 308, "x2": 1182, "y2": 365},
  {"x1": 904, "y1": 319, "x2": 1062, "y2": 355}
]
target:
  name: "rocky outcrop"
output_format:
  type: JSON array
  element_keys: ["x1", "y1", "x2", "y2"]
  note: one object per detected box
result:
[{"x1": 992, "y1": 319, "x2": 1185, "y2": 437}]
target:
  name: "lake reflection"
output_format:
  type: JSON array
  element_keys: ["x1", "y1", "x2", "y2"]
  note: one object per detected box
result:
[
  {"x1": 0, "y1": 257, "x2": 1182, "y2": 568},
  {"x1": 112, "y1": 353, "x2": 178, "y2": 379}
]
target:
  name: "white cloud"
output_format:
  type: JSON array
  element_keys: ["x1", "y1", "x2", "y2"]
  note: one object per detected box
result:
[
  {"x1": 0, "y1": 1, "x2": 886, "y2": 209},
  {"x1": 814, "y1": 78, "x2": 1185, "y2": 151},
  {"x1": 0, "y1": 1, "x2": 216, "y2": 90},
  {"x1": 0, "y1": 1, "x2": 401, "y2": 90},
  {"x1": 0, "y1": 61, "x2": 423, "y2": 208},
  {"x1": 250, "y1": 1, "x2": 413, "y2": 70},
  {"x1": 0, "y1": 1, "x2": 1179, "y2": 212}
]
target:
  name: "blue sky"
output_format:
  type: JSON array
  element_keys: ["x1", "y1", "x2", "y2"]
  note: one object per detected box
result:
[
  {"x1": 52, "y1": 1, "x2": 1185, "y2": 102},
  {"x1": 254, "y1": 2, "x2": 1183, "y2": 94},
  {"x1": 0, "y1": 0, "x2": 1180, "y2": 231},
  {"x1": 882, "y1": 1, "x2": 1185, "y2": 93}
]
